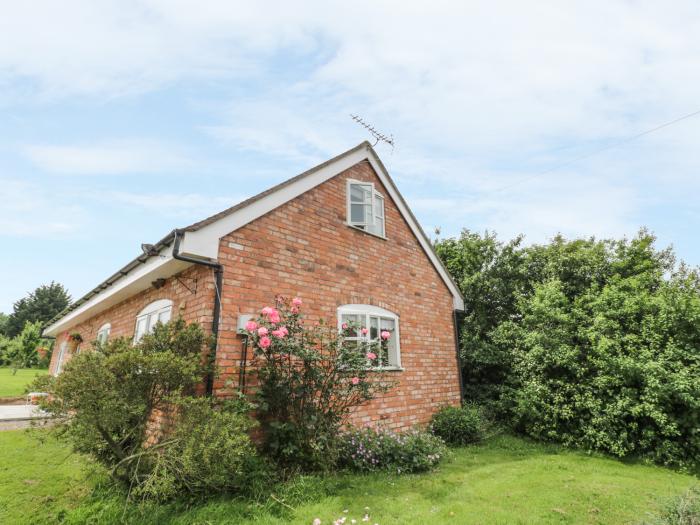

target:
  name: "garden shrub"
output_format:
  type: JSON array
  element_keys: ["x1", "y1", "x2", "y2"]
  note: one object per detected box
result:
[
  {"x1": 133, "y1": 397, "x2": 269, "y2": 502},
  {"x1": 641, "y1": 486, "x2": 700, "y2": 525},
  {"x1": 430, "y1": 404, "x2": 484, "y2": 445},
  {"x1": 243, "y1": 297, "x2": 394, "y2": 473},
  {"x1": 436, "y1": 229, "x2": 700, "y2": 467},
  {"x1": 338, "y1": 426, "x2": 446, "y2": 473},
  {"x1": 33, "y1": 319, "x2": 262, "y2": 500}
]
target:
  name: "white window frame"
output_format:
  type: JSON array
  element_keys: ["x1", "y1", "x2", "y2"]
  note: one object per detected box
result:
[
  {"x1": 96, "y1": 323, "x2": 111, "y2": 345},
  {"x1": 346, "y1": 179, "x2": 386, "y2": 238},
  {"x1": 54, "y1": 340, "x2": 68, "y2": 375},
  {"x1": 133, "y1": 299, "x2": 173, "y2": 343},
  {"x1": 337, "y1": 304, "x2": 401, "y2": 369}
]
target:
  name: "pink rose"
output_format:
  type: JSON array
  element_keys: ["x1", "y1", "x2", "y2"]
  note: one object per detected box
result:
[
  {"x1": 351, "y1": 377, "x2": 360, "y2": 385},
  {"x1": 261, "y1": 306, "x2": 274, "y2": 316},
  {"x1": 366, "y1": 352, "x2": 377, "y2": 360},
  {"x1": 361, "y1": 327, "x2": 368, "y2": 335},
  {"x1": 257, "y1": 326, "x2": 268, "y2": 337},
  {"x1": 292, "y1": 297, "x2": 303, "y2": 307},
  {"x1": 341, "y1": 323, "x2": 348, "y2": 330},
  {"x1": 245, "y1": 320, "x2": 258, "y2": 331},
  {"x1": 380, "y1": 330, "x2": 391, "y2": 340},
  {"x1": 259, "y1": 336, "x2": 271, "y2": 348},
  {"x1": 269, "y1": 311, "x2": 281, "y2": 323},
  {"x1": 272, "y1": 327, "x2": 288, "y2": 338}
]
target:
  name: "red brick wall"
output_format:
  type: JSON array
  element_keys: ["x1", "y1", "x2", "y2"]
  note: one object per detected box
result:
[
  {"x1": 48, "y1": 159, "x2": 461, "y2": 431},
  {"x1": 48, "y1": 265, "x2": 215, "y2": 374},
  {"x1": 214, "y1": 160, "x2": 461, "y2": 430}
]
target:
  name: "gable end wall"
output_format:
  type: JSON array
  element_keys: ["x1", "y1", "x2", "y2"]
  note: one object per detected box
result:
[{"x1": 215, "y1": 159, "x2": 461, "y2": 430}]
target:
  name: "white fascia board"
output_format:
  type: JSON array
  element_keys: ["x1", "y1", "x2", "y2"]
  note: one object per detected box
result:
[
  {"x1": 182, "y1": 144, "x2": 465, "y2": 310},
  {"x1": 43, "y1": 248, "x2": 191, "y2": 337}
]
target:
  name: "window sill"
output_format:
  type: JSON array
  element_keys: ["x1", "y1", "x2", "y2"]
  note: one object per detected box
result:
[
  {"x1": 369, "y1": 366, "x2": 404, "y2": 372},
  {"x1": 346, "y1": 223, "x2": 387, "y2": 240}
]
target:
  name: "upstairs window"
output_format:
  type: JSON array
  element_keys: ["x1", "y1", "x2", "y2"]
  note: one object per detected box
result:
[
  {"x1": 97, "y1": 323, "x2": 111, "y2": 345},
  {"x1": 347, "y1": 180, "x2": 385, "y2": 237},
  {"x1": 134, "y1": 299, "x2": 172, "y2": 343},
  {"x1": 338, "y1": 304, "x2": 401, "y2": 368}
]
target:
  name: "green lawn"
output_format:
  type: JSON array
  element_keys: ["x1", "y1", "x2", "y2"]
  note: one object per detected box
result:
[
  {"x1": 0, "y1": 430, "x2": 696, "y2": 525},
  {"x1": 0, "y1": 368, "x2": 48, "y2": 398}
]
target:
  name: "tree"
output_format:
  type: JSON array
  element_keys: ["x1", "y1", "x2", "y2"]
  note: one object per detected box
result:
[
  {"x1": 4, "y1": 321, "x2": 49, "y2": 369},
  {"x1": 6, "y1": 282, "x2": 71, "y2": 337},
  {"x1": 0, "y1": 312, "x2": 9, "y2": 336}
]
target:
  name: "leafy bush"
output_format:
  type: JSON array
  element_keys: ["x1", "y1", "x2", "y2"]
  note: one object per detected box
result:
[
  {"x1": 436, "y1": 229, "x2": 700, "y2": 467},
  {"x1": 243, "y1": 297, "x2": 393, "y2": 472},
  {"x1": 641, "y1": 486, "x2": 700, "y2": 525},
  {"x1": 338, "y1": 426, "x2": 446, "y2": 473},
  {"x1": 133, "y1": 397, "x2": 268, "y2": 502},
  {"x1": 430, "y1": 404, "x2": 484, "y2": 446},
  {"x1": 33, "y1": 319, "x2": 261, "y2": 500}
]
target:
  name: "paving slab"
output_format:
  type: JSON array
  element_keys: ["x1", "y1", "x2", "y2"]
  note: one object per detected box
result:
[{"x1": 0, "y1": 404, "x2": 48, "y2": 420}]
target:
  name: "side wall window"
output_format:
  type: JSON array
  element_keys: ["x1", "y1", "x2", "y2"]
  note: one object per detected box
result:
[
  {"x1": 347, "y1": 180, "x2": 386, "y2": 237},
  {"x1": 337, "y1": 304, "x2": 400, "y2": 368},
  {"x1": 97, "y1": 323, "x2": 111, "y2": 345},
  {"x1": 54, "y1": 340, "x2": 68, "y2": 375},
  {"x1": 134, "y1": 299, "x2": 173, "y2": 343}
]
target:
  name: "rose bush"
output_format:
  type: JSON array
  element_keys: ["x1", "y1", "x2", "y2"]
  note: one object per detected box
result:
[{"x1": 244, "y1": 297, "x2": 394, "y2": 472}]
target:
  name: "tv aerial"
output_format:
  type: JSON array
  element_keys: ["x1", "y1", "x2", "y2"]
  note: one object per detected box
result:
[{"x1": 350, "y1": 114, "x2": 395, "y2": 150}]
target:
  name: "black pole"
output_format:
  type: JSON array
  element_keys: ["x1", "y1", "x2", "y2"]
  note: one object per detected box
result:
[{"x1": 452, "y1": 309, "x2": 465, "y2": 404}]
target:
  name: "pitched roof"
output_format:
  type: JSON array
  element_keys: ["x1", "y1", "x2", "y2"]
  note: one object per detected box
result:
[{"x1": 45, "y1": 142, "x2": 464, "y2": 335}]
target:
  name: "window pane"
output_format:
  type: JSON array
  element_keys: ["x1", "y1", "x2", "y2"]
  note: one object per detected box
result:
[
  {"x1": 380, "y1": 318, "x2": 397, "y2": 366},
  {"x1": 364, "y1": 202, "x2": 373, "y2": 226},
  {"x1": 350, "y1": 203, "x2": 366, "y2": 223},
  {"x1": 374, "y1": 195, "x2": 384, "y2": 217},
  {"x1": 350, "y1": 183, "x2": 372, "y2": 202},
  {"x1": 158, "y1": 307, "x2": 171, "y2": 324},
  {"x1": 369, "y1": 316, "x2": 379, "y2": 340},
  {"x1": 341, "y1": 314, "x2": 360, "y2": 337},
  {"x1": 135, "y1": 317, "x2": 147, "y2": 341}
]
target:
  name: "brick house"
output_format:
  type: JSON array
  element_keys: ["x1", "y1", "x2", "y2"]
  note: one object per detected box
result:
[{"x1": 44, "y1": 142, "x2": 465, "y2": 430}]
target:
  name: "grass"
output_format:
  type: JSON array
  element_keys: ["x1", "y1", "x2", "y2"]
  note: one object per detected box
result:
[
  {"x1": 0, "y1": 430, "x2": 696, "y2": 525},
  {"x1": 0, "y1": 367, "x2": 48, "y2": 398}
]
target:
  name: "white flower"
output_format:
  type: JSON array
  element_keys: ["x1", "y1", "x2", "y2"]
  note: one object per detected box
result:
[{"x1": 312, "y1": 520, "x2": 321, "y2": 525}]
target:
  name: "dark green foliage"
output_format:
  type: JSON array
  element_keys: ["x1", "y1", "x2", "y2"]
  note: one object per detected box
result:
[
  {"x1": 338, "y1": 426, "x2": 446, "y2": 473},
  {"x1": 430, "y1": 404, "x2": 484, "y2": 446},
  {"x1": 244, "y1": 298, "x2": 393, "y2": 473},
  {"x1": 434, "y1": 231, "x2": 530, "y2": 404},
  {"x1": 435, "y1": 229, "x2": 700, "y2": 467},
  {"x1": 5, "y1": 281, "x2": 71, "y2": 337},
  {"x1": 33, "y1": 318, "x2": 260, "y2": 500}
]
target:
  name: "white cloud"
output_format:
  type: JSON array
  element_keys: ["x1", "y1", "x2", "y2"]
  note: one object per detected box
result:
[
  {"x1": 2, "y1": 1, "x2": 700, "y2": 258},
  {"x1": 102, "y1": 190, "x2": 247, "y2": 219},
  {"x1": 0, "y1": 178, "x2": 86, "y2": 238},
  {"x1": 22, "y1": 140, "x2": 191, "y2": 175}
]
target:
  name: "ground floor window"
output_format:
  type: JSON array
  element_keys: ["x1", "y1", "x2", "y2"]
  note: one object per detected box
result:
[
  {"x1": 134, "y1": 299, "x2": 173, "y2": 342},
  {"x1": 337, "y1": 304, "x2": 401, "y2": 368},
  {"x1": 54, "y1": 340, "x2": 68, "y2": 375}
]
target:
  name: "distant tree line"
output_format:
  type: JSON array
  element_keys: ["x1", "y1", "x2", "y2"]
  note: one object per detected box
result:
[
  {"x1": 0, "y1": 282, "x2": 71, "y2": 369},
  {"x1": 435, "y1": 229, "x2": 700, "y2": 468}
]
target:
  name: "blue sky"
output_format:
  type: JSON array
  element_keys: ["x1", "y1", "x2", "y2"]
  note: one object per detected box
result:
[{"x1": 1, "y1": 1, "x2": 700, "y2": 312}]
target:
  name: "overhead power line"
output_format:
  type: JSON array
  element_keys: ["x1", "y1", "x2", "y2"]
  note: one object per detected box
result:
[{"x1": 488, "y1": 107, "x2": 700, "y2": 194}]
